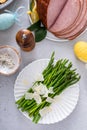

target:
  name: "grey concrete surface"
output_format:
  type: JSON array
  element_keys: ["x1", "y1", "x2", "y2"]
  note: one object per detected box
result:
[{"x1": 0, "y1": 0, "x2": 87, "y2": 130}]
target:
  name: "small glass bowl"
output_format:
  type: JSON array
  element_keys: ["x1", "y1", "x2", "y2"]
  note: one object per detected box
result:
[{"x1": 0, "y1": 45, "x2": 21, "y2": 76}]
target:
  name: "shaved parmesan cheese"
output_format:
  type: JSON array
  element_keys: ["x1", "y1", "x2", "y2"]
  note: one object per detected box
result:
[
  {"x1": 33, "y1": 83, "x2": 48, "y2": 96},
  {"x1": 43, "y1": 92, "x2": 48, "y2": 98},
  {"x1": 32, "y1": 81, "x2": 54, "y2": 102},
  {"x1": 46, "y1": 97, "x2": 53, "y2": 103},
  {"x1": 25, "y1": 92, "x2": 34, "y2": 100},
  {"x1": 46, "y1": 96, "x2": 60, "y2": 104},
  {"x1": 43, "y1": 87, "x2": 54, "y2": 97},
  {"x1": 39, "y1": 107, "x2": 52, "y2": 117},
  {"x1": 33, "y1": 92, "x2": 42, "y2": 104},
  {"x1": 25, "y1": 92, "x2": 42, "y2": 104},
  {"x1": 54, "y1": 95, "x2": 60, "y2": 102},
  {"x1": 49, "y1": 87, "x2": 54, "y2": 94}
]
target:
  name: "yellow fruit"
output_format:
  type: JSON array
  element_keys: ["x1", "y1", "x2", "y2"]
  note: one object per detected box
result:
[{"x1": 74, "y1": 41, "x2": 87, "y2": 62}]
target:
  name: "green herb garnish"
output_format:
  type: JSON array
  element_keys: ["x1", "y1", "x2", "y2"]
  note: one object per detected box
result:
[
  {"x1": 27, "y1": 20, "x2": 47, "y2": 42},
  {"x1": 27, "y1": 20, "x2": 41, "y2": 31},
  {"x1": 35, "y1": 27, "x2": 47, "y2": 42}
]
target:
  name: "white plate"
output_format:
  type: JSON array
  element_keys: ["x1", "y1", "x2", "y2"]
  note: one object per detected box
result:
[
  {"x1": 28, "y1": 0, "x2": 68, "y2": 42},
  {"x1": 28, "y1": 0, "x2": 87, "y2": 42},
  {"x1": 0, "y1": 0, "x2": 14, "y2": 9},
  {"x1": 14, "y1": 59, "x2": 79, "y2": 124},
  {"x1": 0, "y1": 45, "x2": 21, "y2": 76}
]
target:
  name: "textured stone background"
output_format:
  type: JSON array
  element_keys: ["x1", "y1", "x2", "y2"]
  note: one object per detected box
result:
[{"x1": 0, "y1": 0, "x2": 87, "y2": 130}]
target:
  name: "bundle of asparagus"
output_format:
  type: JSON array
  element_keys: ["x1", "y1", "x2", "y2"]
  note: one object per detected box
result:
[{"x1": 16, "y1": 52, "x2": 80, "y2": 123}]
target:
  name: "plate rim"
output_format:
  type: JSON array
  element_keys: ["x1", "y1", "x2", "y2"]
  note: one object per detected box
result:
[{"x1": 0, "y1": 0, "x2": 14, "y2": 9}]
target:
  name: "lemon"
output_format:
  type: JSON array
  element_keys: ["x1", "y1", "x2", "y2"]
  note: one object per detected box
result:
[
  {"x1": 27, "y1": 0, "x2": 39, "y2": 23},
  {"x1": 74, "y1": 41, "x2": 87, "y2": 63}
]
